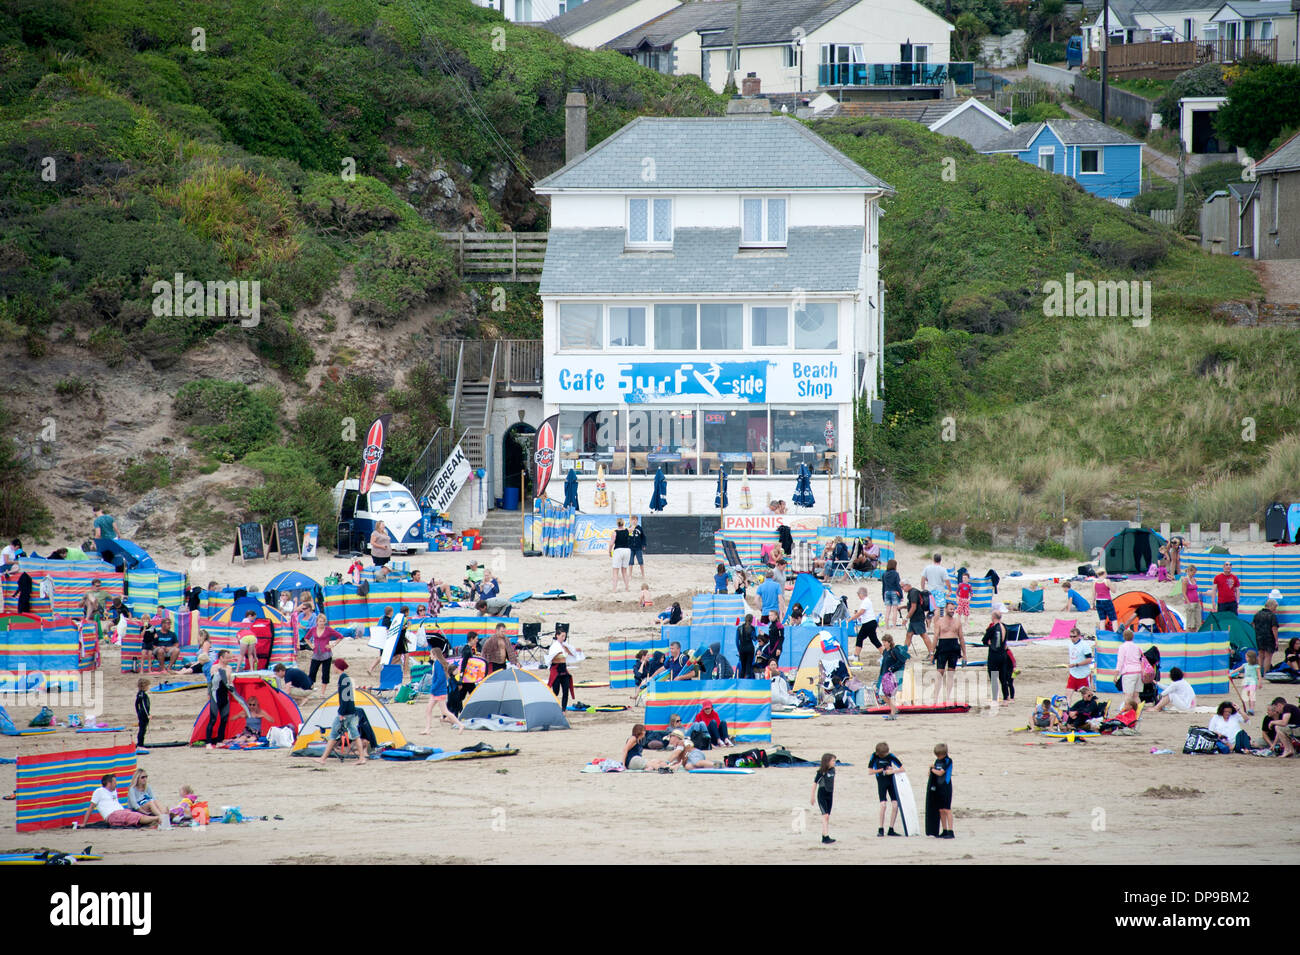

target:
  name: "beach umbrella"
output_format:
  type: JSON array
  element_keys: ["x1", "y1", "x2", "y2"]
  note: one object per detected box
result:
[
  {"x1": 563, "y1": 468, "x2": 580, "y2": 511},
  {"x1": 649, "y1": 466, "x2": 667, "y2": 512},
  {"x1": 714, "y1": 466, "x2": 729, "y2": 509},
  {"x1": 793, "y1": 463, "x2": 816, "y2": 508}
]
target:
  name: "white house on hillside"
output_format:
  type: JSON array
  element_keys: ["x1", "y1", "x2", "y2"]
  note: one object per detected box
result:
[
  {"x1": 1081, "y1": 0, "x2": 1295, "y2": 59},
  {"x1": 533, "y1": 109, "x2": 892, "y2": 515},
  {"x1": 542, "y1": 0, "x2": 682, "y2": 49},
  {"x1": 604, "y1": 0, "x2": 964, "y2": 99}
]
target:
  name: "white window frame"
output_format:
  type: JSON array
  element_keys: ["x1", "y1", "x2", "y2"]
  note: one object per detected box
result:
[
  {"x1": 1078, "y1": 148, "x2": 1103, "y2": 175},
  {"x1": 740, "y1": 196, "x2": 788, "y2": 247},
  {"x1": 1038, "y1": 146, "x2": 1056, "y2": 172},
  {"x1": 792, "y1": 301, "x2": 839, "y2": 351},
  {"x1": 783, "y1": 44, "x2": 798, "y2": 69},
  {"x1": 748, "y1": 303, "x2": 791, "y2": 350},
  {"x1": 1183, "y1": 18, "x2": 1194, "y2": 40},
  {"x1": 557, "y1": 302, "x2": 603, "y2": 351},
  {"x1": 627, "y1": 197, "x2": 673, "y2": 249},
  {"x1": 608, "y1": 303, "x2": 650, "y2": 349}
]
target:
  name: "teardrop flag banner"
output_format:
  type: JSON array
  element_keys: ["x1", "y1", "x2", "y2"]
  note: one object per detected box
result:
[
  {"x1": 358, "y1": 414, "x2": 392, "y2": 495},
  {"x1": 534, "y1": 413, "x2": 559, "y2": 499}
]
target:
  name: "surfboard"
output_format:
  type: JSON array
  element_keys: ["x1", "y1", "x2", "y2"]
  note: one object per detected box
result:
[
  {"x1": 1288, "y1": 502, "x2": 1300, "y2": 543},
  {"x1": 772, "y1": 711, "x2": 816, "y2": 719},
  {"x1": 893, "y1": 771, "x2": 921, "y2": 836},
  {"x1": 75, "y1": 727, "x2": 126, "y2": 733},
  {"x1": 688, "y1": 767, "x2": 754, "y2": 774},
  {"x1": 1041, "y1": 730, "x2": 1100, "y2": 739},
  {"x1": 533, "y1": 590, "x2": 577, "y2": 600},
  {"x1": 426, "y1": 748, "x2": 519, "y2": 761},
  {"x1": 152, "y1": 680, "x2": 207, "y2": 693},
  {"x1": 863, "y1": 703, "x2": 971, "y2": 715},
  {"x1": 0, "y1": 852, "x2": 102, "y2": 865},
  {"x1": 575, "y1": 681, "x2": 608, "y2": 688},
  {"x1": 508, "y1": 591, "x2": 534, "y2": 603}
]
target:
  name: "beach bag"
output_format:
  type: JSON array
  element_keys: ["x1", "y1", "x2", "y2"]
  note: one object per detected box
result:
[
  {"x1": 461, "y1": 656, "x2": 487, "y2": 683},
  {"x1": 1140, "y1": 654, "x2": 1155, "y2": 684},
  {"x1": 29, "y1": 706, "x2": 53, "y2": 728},
  {"x1": 880, "y1": 671, "x2": 898, "y2": 697},
  {"x1": 724, "y1": 748, "x2": 768, "y2": 768},
  {"x1": 267, "y1": 726, "x2": 294, "y2": 748},
  {"x1": 1183, "y1": 726, "x2": 1220, "y2": 755},
  {"x1": 690, "y1": 727, "x2": 712, "y2": 751}
]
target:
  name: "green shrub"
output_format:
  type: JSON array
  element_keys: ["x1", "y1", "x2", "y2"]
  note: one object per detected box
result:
[
  {"x1": 1011, "y1": 101, "x2": 1068, "y2": 125},
  {"x1": 1155, "y1": 63, "x2": 1226, "y2": 128},
  {"x1": 352, "y1": 229, "x2": 456, "y2": 324},
  {"x1": 174, "y1": 379, "x2": 280, "y2": 461},
  {"x1": 54, "y1": 375, "x2": 88, "y2": 397},
  {"x1": 966, "y1": 528, "x2": 993, "y2": 548},
  {"x1": 86, "y1": 325, "x2": 127, "y2": 366},
  {"x1": 300, "y1": 174, "x2": 407, "y2": 236},
  {"x1": 1030, "y1": 41, "x2": 1065, "y2": 64},
  {"x1": 121, "y1": 452, "x2": 187, "y2": 493},
  {"x1": 1033, "y1": 538, "x2": 1076, "y2": 559},
  {"x1": 242, "y1": 445, "x2": 337, "y2": 530},
  {"x1": 894, "y1": 515, "x2": 932, "y2": 545},
  {"x1": 1084, "y1": 217, "x2": 1170, "y2": 270}
]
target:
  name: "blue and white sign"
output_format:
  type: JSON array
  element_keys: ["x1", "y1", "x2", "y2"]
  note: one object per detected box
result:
[{"x1": 547, "y1": 357, "x2": 846, "y2": 404}]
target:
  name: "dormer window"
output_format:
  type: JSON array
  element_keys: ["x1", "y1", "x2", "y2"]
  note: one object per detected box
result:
[
  {"x1": 628, "y1": 197, "x2": 672, "y2": 248},
  {"x1": 741, "y1": 197, "x2": 787, "y2": 247}
]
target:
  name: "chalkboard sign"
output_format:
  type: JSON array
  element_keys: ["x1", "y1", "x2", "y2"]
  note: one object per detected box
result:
[
  {"x1": 232, "y1": 521, "x2": 265, "y2": 564},
  {"x1": 270, "y1": 518, "x2": 299, "y2": 559}
]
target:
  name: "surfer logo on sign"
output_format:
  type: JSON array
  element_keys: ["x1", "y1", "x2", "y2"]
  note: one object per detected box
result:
[
  {"x1": 363, "y1": 443, "x2": 383, "y2": 466},
  {"x1": 534, "y1": 447, "x2": 554, "y2": 471}
]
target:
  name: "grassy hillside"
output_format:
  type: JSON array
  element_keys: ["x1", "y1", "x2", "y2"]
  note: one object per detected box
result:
[
  {"x1": 0, "y1": 0, "x2": 721, "y2": 538},
  {"x1": 816, "y1": 118, "x2": 1297, "y2": 528}
]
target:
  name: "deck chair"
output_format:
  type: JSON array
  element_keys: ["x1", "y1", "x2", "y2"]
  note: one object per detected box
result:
[
  {"x1": 514, "y1": 621, "x2": 546, "y2": 667},
  {"x1": 1019, "y1": 588, "x2": 1045, "y2": 612},
  {"x1": 838, "y1": 539, "x2": 865, "y2": 580},
  {"x1": 721, "y1": 537, "x2": 765, "y2": 578},
  {"x1": 378, "y1": 664, "x2": 403, "y2": 692}
]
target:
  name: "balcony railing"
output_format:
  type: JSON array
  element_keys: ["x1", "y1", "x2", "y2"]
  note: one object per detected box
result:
[
  {"x1": 818, "y1": 61, "x2": 974, "y2": 88},
  {"x1": 1084, "y1": 37, "x2": 1277, "y2": 74}
]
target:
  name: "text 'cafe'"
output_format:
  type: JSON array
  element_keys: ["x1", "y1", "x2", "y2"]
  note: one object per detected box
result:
[{"x1": 542, "y1": 352, "x2": 861, "y2": 517}]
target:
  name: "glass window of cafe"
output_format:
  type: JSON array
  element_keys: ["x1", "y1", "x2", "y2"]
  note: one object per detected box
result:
[{"x1": 555, "y1": 406, "x2": 836, "y2": 475}]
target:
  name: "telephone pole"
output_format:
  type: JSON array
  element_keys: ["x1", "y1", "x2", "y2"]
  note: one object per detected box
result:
[
  {"x1": 725, "y1": 0, "x2": 742, "y2": 90},
  {"x1": 1101, "y1": 0, "x2": 1109, "y2": 123}
]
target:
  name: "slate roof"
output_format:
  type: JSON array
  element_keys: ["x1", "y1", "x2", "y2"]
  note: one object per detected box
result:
[
  {"x1": 538, "y1": 227, "x2": 865, "y2": 294},
  {"x1": 815, "y1": 98, "x2": 970, "y2": 123},
  {"x1": 695, "y1": 0, "x2": 871, "y2": 48},
  {"x1": 543, "y1": 0, "x2": 664, "y2": 37},
  {"x1": 978, "y1": 119, "x2": 1140, "y2": 152},
  {"x1": 1046, "y1": 119, "x2": 1142, "y2": 146},
  {"x1": 1210, "y1": 0, "x2": 1291, "y2": 17},
  {"x1": 534, "y1": 115, "x2": 892, "y2": 191},
  {"x1": 1254, "y1": 130, "x2": 1300, "y2": 174},
  {"x1": 604, "y1": 1, "x2": 733, "y2": 50}
]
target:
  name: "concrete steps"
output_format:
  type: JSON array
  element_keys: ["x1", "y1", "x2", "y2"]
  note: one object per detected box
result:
[{"x1": 477, "y1": 510, "x2": 523, "y2": 549}]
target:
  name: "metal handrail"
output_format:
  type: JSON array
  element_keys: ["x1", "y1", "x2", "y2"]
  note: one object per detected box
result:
[
  {"x1": 449, "y1": 342, "x2": 465, "y2": 433},
  {"x1": 482, "y1": 340, "x2": 499, "y2": 430},
  {"x1": 404, "y1": 427, "x2": 471, "y2": 503}
]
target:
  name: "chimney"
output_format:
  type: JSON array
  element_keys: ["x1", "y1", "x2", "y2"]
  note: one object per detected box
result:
[
  {"x1": 565, "y1": 90, "x2": 587, "y2": 165},
  {"x1": 741, "y1": 72, "x2": 761, "y2": 96}
]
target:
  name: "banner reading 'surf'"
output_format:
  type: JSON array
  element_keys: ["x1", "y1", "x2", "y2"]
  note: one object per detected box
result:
[
  {"x1": 534, "y1": 413, "x2": 559, "y2": 499},
  {"x1": 358, "y1": 414, "x2": 392, "y2": 495}
]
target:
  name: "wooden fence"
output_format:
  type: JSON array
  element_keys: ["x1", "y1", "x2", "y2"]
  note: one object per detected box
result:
[
  {"x1": 1087, "y1": 37, "x2": 1277, "y2": 76},
  {"x1": 438, "y1": 231, "x2": 547, "y2": 282}
]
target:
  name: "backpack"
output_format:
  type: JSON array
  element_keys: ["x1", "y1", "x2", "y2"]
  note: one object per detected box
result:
[
  {"x1": 690, "y1": 727, "x2": 712, "y2": 751},
  {"x1": 715, "y1": 655, "x2": 734, "y2": 680},
  {"x1": 724, "y1": 748, "x2": 768, "y2": 768},
  {"x1": 29, "y1": 705, "x2": 53, "y2": 728},
  {"x1": 1140, "y1": 653, "x2": 1155, "y2": 684},
  {"x1": 1183, "y1": 726, "x2": 1221, "y2": 755}
]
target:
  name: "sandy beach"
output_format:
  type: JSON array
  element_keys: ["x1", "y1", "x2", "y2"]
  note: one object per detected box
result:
[{"x1": 2, "y1": 536, "x2": 1296, "y2": 865}]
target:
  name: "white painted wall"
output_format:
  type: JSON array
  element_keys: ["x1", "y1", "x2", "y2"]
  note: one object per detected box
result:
[
  {"x1": 672, "y1": 30, "x2": 703, "y2": 77},
  {"x1": 1179, "y1": 96, "x2": 1228, "y2": 153},
  {"x1": 564, "y1": 0, "x2": 681, "y2": 49},
  {"x1": 807, "y1": 0, "x2": 954, "y2": 65},
  {"x1": 548, "y1": 470, "x2": 859, "y2": 518},
  {"x1": 550, "y1": 191, "x2": 872, "y2": 229}
]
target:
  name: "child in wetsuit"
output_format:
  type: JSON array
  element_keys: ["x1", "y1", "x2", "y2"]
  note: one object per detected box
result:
[
  {"x1": 927, "y1": 743, "x2": 954, "y2": 839},
  {"x1": 134, "y1": 678, "x2": 150, "y2": 747},
  {"x1": 867, "y1": 742, "x2": 903, "y2": 836},
  {"x1": 810, "y1": 753, "x2": 837, "y2": 845}
]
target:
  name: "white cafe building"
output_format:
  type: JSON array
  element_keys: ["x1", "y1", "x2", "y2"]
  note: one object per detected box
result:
[{"x1": 532, "y1": 106, "x2": 891, "y2": 516}]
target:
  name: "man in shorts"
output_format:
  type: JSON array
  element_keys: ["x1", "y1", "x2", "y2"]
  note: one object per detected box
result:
[
  {"x1": 1212, "y1": 561, "x2": 1240, "y2": 615},
  {"x1": 81, "y1": 773, "x2": 160, "y2": 828},
  {"x1": 1065, "y1": 627, "x2": 1094, "y2": 700},
  {"x1": 318, "y1": 660, "x2": 367, "y2": 763},
  {"x1": 902, "y1": 581, "x2": 932, "y2": 658},
  {"x1": 921, "y1": 554, "x2": 951, "y2": 609},
  {"x1": 151, "y1": 617, "x2": 182, "y2": 670},
  {"x1": 1253, "y1": 598, "x2": 1280, "y2": 675},
  {"x1": 932, "y1": 602, "x2": 966, "y2": 706}
]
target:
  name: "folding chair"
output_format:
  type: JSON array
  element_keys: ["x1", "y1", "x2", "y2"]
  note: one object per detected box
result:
[
  {"x1": 721, "y1": 538, "x2": 764, "y2": 578},
  {"x1": 515, "y1": 622, "x2": 546, "y2": 667},
  {"x1": 828, "y1": 540, "x2": 855, "y2": 580}
]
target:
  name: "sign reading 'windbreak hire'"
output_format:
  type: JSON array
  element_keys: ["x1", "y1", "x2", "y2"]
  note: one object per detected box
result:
[{"x1": 547, "y1": 358, "x2": 845, "y2": 404}]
